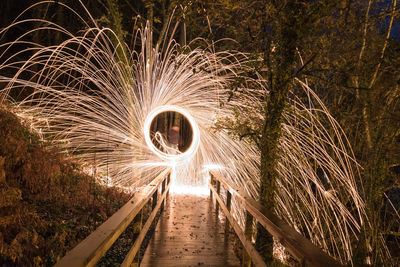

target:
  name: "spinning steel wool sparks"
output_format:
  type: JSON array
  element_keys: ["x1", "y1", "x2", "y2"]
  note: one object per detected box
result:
[{"x1": 0, "y1": 1, "x2": 387, "y2": 264}]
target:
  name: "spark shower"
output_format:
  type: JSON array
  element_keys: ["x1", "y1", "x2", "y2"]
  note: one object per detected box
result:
[{"x1": 0, "y1": 1, "x2": 389, "y2": 264}]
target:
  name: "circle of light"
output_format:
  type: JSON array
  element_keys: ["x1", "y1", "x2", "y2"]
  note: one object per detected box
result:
[{"x1": 144, "y1": 105, "x2": 200, "y2": 162}]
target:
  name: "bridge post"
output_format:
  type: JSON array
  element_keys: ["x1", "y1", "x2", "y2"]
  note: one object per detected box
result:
[
  {"x1": 166, "y1": 173, "x2": 170, "y2": 198},
  {"x1": 210, "y1": 173, "x2": 214, "y2": 200},
  {"x1": 243, "y1": 211, "x2": 253, "y2": 267},
  {"x1": 225, "y1": 191, "x2": 232, "y2": 235},
  {"x1": 152, "y1": 188, "x2": 158, "y2": 210},
  {"x1": 215, "y1": 180, "x2": 221, "y2": 214},
  {"x1": 132, "y1": 209, "x2": 143, "y2": 267},
  {"x1": 161, "y1": 178, "x2": 166, "y2": 211}
]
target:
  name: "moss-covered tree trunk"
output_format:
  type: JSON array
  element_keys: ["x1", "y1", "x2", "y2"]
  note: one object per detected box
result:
[
  {"x1": 255, "y1": 1, "x2": 302, "y2": 263},
  {"x1": 107, "y1": 0, "x2": 128, "y2": 64}
]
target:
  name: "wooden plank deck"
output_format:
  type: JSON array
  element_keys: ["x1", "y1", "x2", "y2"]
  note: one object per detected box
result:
[{"x1": 140, "y1": 194, "x2": 241, "y2": 267}]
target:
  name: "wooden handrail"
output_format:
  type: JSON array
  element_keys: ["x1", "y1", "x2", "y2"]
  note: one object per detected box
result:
[
  {"x1": 209, "y1": 170, "x2": 342, "y2": 267},
  {"x1": 55, "y1": 168, "x2": 171, "y2": 267},
  {"x1": 209, "y1": 180, "x2": 267, "y2": 267},
  {"x1": 121, "y1": 175, "x2": 171, "y2": 266}
]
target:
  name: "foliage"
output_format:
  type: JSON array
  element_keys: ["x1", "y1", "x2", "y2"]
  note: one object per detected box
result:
[{"x1": 0, "y1": 107, "x2": 130, "y2": 266}]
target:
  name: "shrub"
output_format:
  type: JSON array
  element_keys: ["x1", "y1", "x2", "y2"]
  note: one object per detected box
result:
[{"x1": 0, "y1": 107, "x2": 130, "y2": 265}]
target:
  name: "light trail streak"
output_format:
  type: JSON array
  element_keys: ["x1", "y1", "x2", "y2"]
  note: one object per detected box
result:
[{"x1": 143, "y1": 105, "x2": 200, "y2": 162}]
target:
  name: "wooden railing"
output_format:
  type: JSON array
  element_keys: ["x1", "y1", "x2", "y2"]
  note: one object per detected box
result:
[
  {"x1": 209, "y1": 170, "x2": 342, "y2": 267},
  {"x1": 55, "y1": 168, "x2": 171, "y2": 267}
]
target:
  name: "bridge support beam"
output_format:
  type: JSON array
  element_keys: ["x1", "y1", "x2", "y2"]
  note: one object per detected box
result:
[
  {"x1": 152, "y1": 190, "x2": 158, "y2": 210},
  {"x1": 215, "y1": 180, "x2": 221, "y2": 214},
  {"x1": 132, "y1": 209, "x2": 143, "y2": 267},
  {"x1": 225, "y1": 191, "x2": 232, "y2": 235},
  {"x1": 161, "y1": 177, "x2": 166, "y2": 211},
  {"x1": 210, "y1": 174, "x2": 214, "y2": 200},
  {"x1": 243, "y1": 211, "x2": 254, "y2": 267}
]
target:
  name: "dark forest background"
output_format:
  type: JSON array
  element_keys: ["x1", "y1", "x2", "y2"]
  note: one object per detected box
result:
[{"x1": 0, "y1": 0, "x2": 399, "y2": 266}]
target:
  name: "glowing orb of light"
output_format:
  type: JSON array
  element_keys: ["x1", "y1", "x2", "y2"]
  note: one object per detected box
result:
[{"x1": 143, "y1": 105, "x2": 200, "y2": 162}]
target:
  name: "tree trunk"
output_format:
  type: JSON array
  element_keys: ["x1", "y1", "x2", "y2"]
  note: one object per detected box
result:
[{"x1": 255, "y1": 1, "x2": 300, "y2": 262}]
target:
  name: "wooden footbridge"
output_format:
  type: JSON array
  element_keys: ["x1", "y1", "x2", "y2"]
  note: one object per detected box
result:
[{"x1": 55, "y1": 169, "x2": 342, "y2": 267}]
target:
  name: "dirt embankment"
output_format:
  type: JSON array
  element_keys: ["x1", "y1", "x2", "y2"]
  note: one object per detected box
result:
[{"x1": 0, "y1": 107, "x2": 131, "y2": 266}]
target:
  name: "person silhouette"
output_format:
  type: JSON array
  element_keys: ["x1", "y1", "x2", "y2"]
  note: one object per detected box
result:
[{"x1": 168, "y1": 125, "x2": 180, "y2": 153}]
